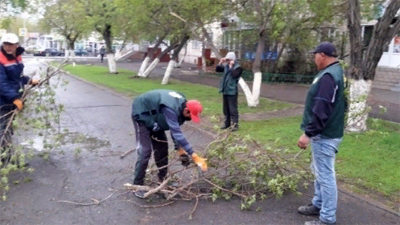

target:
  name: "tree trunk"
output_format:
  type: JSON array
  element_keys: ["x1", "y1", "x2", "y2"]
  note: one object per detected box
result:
[
  {"x1": 201, "y1": 40, "x2": 207, "y2": 74},
  {"x1": 346, "y1": 0, "x2": 400, "y2": 132},
  {"x1": 102, "y1": 24, "x2": 117, "y2": 74},
  {"x1": 248, "y1": 30, "x2": 265, "y2": 107},
  {"x1": 362, "y1": 0, "x2": 400, "y2": 80},
  {"x1": 177, "y1": 43, "x2": 187, "y2": 67},
  {"x1": 107, "y1": 54, "x2": 117, "y2": 73},
  {"x1": 142, "y1": 43, "x2": 178, "y2": 78},
  {"x1": 103, "y1": 25, "x2": 113, "y2": 54},
  {"x1": 138, "y1": 57, "x2": 151, "y2": 77},
  {"x1": 346, "y1": 79, "x2": 372, "y2": 132},
  {"x1": 162, "y1": 60, "x2": 176, "y2": 85},
  {"x1": 346, "y1": 0, "x2": 364, "y2": 81},
  {"x1": 162, "y1": 35, "x2": 189, "y2": 84},
  {"x1": 138, "y1": 35, "x2": 166, "y2": 77},
  {"x1": 272, "y1": 42, "x2": 287, "y2": 72},
  {"x1": 66, "y1": 41, "x2": 75, "y2": 61}
]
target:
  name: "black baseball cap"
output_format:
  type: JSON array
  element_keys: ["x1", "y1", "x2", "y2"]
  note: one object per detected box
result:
[{"x1": 309, "y1": 42, "x2": 338, "y2": 57}]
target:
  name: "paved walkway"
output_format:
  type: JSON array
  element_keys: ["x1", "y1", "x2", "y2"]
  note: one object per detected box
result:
[{"x1": 80, "y1": 59, "x2": 400, "y2": 123}]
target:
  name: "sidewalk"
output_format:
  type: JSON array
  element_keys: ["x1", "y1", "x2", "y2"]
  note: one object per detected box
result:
[
  {"x1": 0, "y1": 59, "x2": 398, "y2": 224},
  {"x1": 83, "y1": 59, "x2": 400, "y2": 123}
]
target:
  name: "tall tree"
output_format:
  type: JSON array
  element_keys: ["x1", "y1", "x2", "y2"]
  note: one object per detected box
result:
[
  {"x1": 117, "y1": 0, "x2": 188, "y2": 78},
  {"x1": 234, "y1": 0, "x2": 276, "y2": 107},
  {"x1": 77, "y1": 0, "x2": 119, "y2": 73},
  {"x1": 346, "y1": 0, "x2": 400, "y2": 131},
  {"x1": 39, "y1": 0, "x2": 89, "y2": 58}
]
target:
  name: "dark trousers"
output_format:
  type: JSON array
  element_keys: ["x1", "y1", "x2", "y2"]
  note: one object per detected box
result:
[
  {"x1": 132, "y1": 118, "x2": 169, "y2": 185},
  {"x1": 100, "y1": 54, "x2": 105, "y2": 62},
  {"x1": 0, "y1": 107, "x2": 13, "y2": 164},
  {"x1": 223, "y1": 94, "x2": 239, "y2": 128}
]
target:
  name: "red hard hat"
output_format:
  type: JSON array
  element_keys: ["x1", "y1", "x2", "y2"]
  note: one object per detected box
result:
[{"x1": 186, "y1": 100, "x2": 202, "y2": 123}]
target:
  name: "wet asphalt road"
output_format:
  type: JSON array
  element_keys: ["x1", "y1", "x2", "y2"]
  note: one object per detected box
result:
[{"x1": 0, "y1": 58, "x2": 398, "y2": 225}]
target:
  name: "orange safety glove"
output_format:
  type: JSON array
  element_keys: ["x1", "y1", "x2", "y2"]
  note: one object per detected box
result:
[
  {"x1": 30, "y1": 79, "x2": 40, "y2": 86},
  {"x1": 13, "y1": 99, "x2": 23, "y2": 110},
  {"x1": 177, "y1": 148, "x2": 190, "y2": 167},
  {"x1": 191, "y1": 153, "x2": 207, "y2": 172}
]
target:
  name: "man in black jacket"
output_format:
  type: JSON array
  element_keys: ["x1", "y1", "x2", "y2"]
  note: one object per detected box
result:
[{"x1": 216, "y1": 52, "x2": 243, "y2": 131}]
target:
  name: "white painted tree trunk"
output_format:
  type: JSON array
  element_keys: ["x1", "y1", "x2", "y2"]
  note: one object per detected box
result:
[
  {"x1": 176, "y1": 44, "x2": 187, "y2": 67},
  {"x1": 107, "y1": 53, "x2": 117, "y2": 74},
  {"x1": 251, "y1": 72, "x2": 262, "y2": 106},
  {"x1": 238, "y1": 76, "x2": 262, "y2": 107},
  {"x1": 67, "y1": 50, "x2": 76, "y2": 67},
  {"x1": 346, "y1": 79, "x2": 372, "y2": 132},
  {"x1": 238, "y1": 78, "x2": 255, "y2": 106},
  {"x1": 201, "y1": 41, "x2": 207, "y2": 72},
  {"x1": 138, "y1": 56, "x2": 150, "y2": 77},
  {"x1": 141, "y1": 58, "x2": 160, "y2": 78},
  {"x1": 162, "y1": 60, "x2": 176, "y2": 85}
]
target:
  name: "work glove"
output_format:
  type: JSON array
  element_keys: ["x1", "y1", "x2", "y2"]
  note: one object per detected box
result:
[
  {"x1": 177, "y1": 148, "x2": 190, "y2": 167},
  {"x1": 13, "y1": 99, "x2": 23, "y2": 110},
  {"x1": 191, "y1": 153, "x2": 207, "y2": 172},
  {"x1": 30, "y1": 79, "x2": 40, "y2": 86}
]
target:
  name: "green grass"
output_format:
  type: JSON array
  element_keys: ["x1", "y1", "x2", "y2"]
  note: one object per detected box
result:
[
  {"x1": 238, "y1": 116, "x2": 400, "y2": 199},
  {"x1": 61, "y1": 64, "x2": 293, "y2": 115}
]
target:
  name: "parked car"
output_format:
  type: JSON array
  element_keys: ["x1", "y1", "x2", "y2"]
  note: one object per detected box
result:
[
  {"x1": 25, "y1": 46, "x2": 38, "y2": 54},
  {"x1": 33, "y1": 48, "x2": 65, "y2": 57},
  {"x1": 75, "y1": 49, "x2": 88, "y2": 56}
]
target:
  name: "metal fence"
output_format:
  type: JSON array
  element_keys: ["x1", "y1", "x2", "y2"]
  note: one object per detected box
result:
[{"x1": 212, "y1": 70, "x2": 316, "y2": 85}]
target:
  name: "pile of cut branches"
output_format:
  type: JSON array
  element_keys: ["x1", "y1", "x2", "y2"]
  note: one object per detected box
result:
[{"x1": 125, "y1": 130, "x2": 313, "y2": 215}]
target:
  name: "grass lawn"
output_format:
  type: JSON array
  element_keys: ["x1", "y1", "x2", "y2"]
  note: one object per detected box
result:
[
  {"x1": 238, "y1": 117, "x2": 400, "y2": 201},
  {"x1": 60, "y1": 64, "x2": 293, "y2": 115},
  {"x1": 61, "y1": 64, "x2": 400, "y2": 202}
]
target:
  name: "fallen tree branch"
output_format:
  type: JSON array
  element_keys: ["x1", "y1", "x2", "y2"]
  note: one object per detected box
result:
[
  {"x1": 123, "y1": 200, "x2": 175, "y2": 208},
  {"x1": 57, "y1": 190, "x2": 117, "y2": 206},
  {"x1": 143, "y1": 177, "x2": 172, "y2": 198},
  {"x1": 124, "y1": 183, "x2": 173, "y2": 196},
  {"x1": 120, "y1": 149, "x2": 135, "y2": 159},
  {"x1": 204, "y1": 178, "x2": 246, "y2": 199}
]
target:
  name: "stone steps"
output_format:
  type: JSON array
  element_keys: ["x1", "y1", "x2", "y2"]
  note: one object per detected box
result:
[{"x1": 373, "y1": 67, "x2": 400, "y2": 91}]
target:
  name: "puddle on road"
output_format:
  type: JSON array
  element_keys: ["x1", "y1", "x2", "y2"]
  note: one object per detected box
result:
[{"x1": 21, "y1": 132, "x2": 110, "y2": 153}]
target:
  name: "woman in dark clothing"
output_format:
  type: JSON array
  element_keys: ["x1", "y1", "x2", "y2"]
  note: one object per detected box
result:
[{"x1": 215, "y1": 52, "x2": 243, "y2": 131}]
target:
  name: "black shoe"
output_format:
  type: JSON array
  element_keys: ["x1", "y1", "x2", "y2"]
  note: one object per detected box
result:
[
  {"x1": 134, "y1": 190, "x2": 147, "y2": 199},
  {"x1": 158, "y1": 179, "x2": 179, "y2": 188},
  {"x1": 304, "y1": 219, "x2": 336, "y2": 225},
  {"x1": 220, "y1": 125, "x2": 230, "y2": 130},
  {"x1": 298, "y1": 203, "x2": 320, "y2": 216}
]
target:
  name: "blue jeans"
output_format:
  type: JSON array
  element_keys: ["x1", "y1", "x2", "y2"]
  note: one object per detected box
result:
[{"x1": 311, "y1": 135, "x2": 342, "y2": 224}]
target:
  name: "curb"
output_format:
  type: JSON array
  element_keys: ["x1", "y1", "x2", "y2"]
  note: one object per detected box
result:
[{"x1": 338, "y1": 184, "x2": 400, "y2": 217}]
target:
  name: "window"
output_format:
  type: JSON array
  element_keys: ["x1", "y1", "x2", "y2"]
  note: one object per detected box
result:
[
  {"x1": 393, "y1": 31, "x2": 400, "y2": 53},
  {"x1": 192, "y1": 40, "x2": 201, "y2": 49}
]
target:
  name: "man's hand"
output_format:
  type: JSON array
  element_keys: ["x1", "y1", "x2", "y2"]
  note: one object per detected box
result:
[
  {"x1": 177, "y1": 148, "x2": 190, "y2": 167},
  {"x1": 297, "y1": 133, "x2": 310, "y2": 149},
  {"x1": 229, "y1": 60, "x2": 235, "y2": 68},
  {"x1": 192, "y1": 153, "x2": 207, "y2": 172},
  {"x1": 13, "y1": 99, "x2": 23, "y2": 110},
  {"x1": 219, "y1": 58, "x2": 226, "y2": 65},
  {"x1": 30, "y1": 79, "x2": 40, "y2": 86}
]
